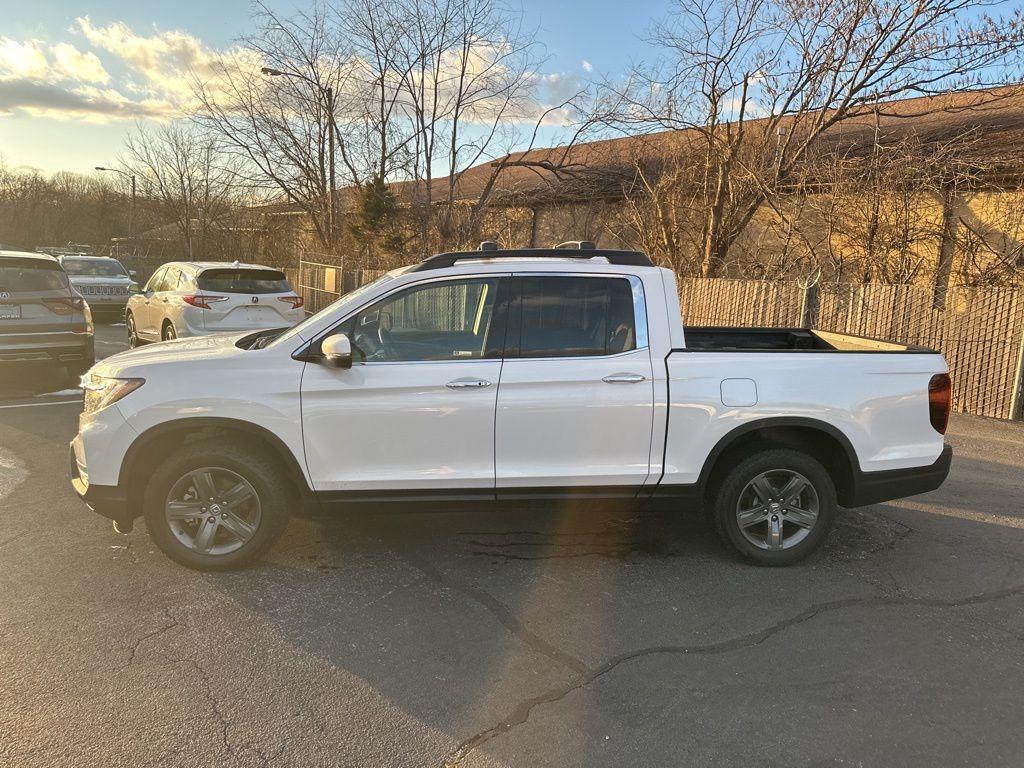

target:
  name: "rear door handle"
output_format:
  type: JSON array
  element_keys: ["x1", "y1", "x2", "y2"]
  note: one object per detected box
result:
[
  {"x1": 602, "y1": 373, "x2": 646, "y2": 384},
  {"x1": 446, "y1": 378, "x2": 492, "y2": 389}
]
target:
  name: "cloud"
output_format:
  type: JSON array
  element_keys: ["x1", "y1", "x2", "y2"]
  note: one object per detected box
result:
[
  {"x1": 0, "y1": 17, "x2": 580, "y2": 130},
  {"x1": 0, "y1": 79, "x2": 166, "y2": 120},
  {"x1": 52, "y1": 43, "x2": 109, "y2": 84},
  {"x1": 0, "y1": 39, "x2": 49, "y2": 79},
  {"x1": 582, "y1": 60, "x2": 593, "y2": 73},
  {"x1": 0, "y1": 19, "x2": 230, "y2": 122},
  {"x1": 73, "y1": 17, "x2": 221, "y2": 102}
]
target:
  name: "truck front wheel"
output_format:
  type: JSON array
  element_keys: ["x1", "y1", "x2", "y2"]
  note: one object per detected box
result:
[
  {"x1": 711, "y1": 448, "x2": 836, "y2": 566},
  {"x1": 142, "y1": 440, "x2": 292, "y2": 570}
]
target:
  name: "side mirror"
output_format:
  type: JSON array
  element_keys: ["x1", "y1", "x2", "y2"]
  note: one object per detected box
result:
[
  {"x1": 129, "y1": 270, "x2": 137, "y2": 278},
  {"x1": 321, "y1": 333, "x2": 353, "y2": 369}
]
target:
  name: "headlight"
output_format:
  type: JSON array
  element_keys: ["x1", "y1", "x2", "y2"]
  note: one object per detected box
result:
[
  {"x1": 128, "y1": 282, "x2": 140, "y2": 293},
  {"x1": 81, "y1": 374, "x2": 145, "y2": 414}
]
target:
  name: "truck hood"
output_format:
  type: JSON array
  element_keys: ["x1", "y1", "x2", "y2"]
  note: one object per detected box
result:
[{"x1": 94, "y1": 332, "x2": 249, "y2": 376}]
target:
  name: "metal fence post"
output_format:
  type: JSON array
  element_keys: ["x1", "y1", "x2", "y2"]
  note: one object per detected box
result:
[
  {"x1": 799, "y1": 282, "x2": 820, "y2": 329},
  {"x1": 1010, "y1": 328, "x2": 1024, "y2": 421}
]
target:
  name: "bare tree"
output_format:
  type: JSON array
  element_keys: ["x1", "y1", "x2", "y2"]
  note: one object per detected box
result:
[
  {"x1": 193, "y1": 2, "x2": 358, "y2": 248},
  {"x1": 0, "y1": 159, "x2": 127, "y2": 250},
  {"x1": 194, "y1": 0, "x2": 592, "y2": 260},
  {"x1": 602, "y1": 0, "x2": 1024, "y2": 277},
  {"x1": 120, "y1": 123, "x2": 242, "y2": 259}
]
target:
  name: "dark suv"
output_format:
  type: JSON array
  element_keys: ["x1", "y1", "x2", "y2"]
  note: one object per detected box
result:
[{"x1": 0, "y1": 251, "x2": 94, "y2": 379}]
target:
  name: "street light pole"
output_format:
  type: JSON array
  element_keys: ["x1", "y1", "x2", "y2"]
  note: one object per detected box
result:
[
  {"x1": 95, "y1": 166, "x2": 136, "y2": 240},
  {"x1": 261, "y1": 67, "x2": 337, "y2": 244},
  {"x1": 326, "y1": 85, "x2": 336, "y2": 244}
]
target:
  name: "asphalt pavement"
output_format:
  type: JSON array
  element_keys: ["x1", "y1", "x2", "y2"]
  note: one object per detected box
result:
[{"x1": 1, "y1": 323, "x2": 1022, "y2": 767}]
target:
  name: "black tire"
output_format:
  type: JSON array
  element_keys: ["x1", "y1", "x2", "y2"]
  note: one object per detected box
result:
[
  {"x1": 142, "y1": 439, "x2": 293, "y2": 570},
  {"x1": 711, "y1": 448, "x2": 836, "y2": 566},
  {"x1": 161, "y1": 321, "x2": 176, "y2": 341},
  {"x1": 126, "y1": 312, "x2": 140, "y2": 348}
]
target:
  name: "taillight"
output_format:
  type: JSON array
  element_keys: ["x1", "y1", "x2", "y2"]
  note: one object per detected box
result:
[
  {"x1": 928, "y1": 373, "x2": 952, "y2": 434},
  {"x1": 182, "y1": 294, "x2": 227, "y2": 309},
  {"x1": 43, "y1": 296, "x2": 87, "y2": 315},
  {"x1": 278, "y1": 295, "x2": 303, "y2": 310}
]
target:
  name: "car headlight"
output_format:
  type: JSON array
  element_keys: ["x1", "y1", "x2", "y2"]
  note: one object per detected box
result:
[
  {"x1": 128, "y1": 282, "x2": 140, "y2": 293},
  {"x1": 81, "y1": 374, "x2": 145, "y2": 415}
]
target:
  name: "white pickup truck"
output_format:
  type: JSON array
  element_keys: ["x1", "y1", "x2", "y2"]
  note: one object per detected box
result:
[{"x1": 71, "y1": 244, "x2": 952, "y2": 570}]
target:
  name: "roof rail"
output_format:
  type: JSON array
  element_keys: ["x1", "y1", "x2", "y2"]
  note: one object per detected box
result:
[
  {"x1": 554, "y1": 240, "x2": 596, "y2": 250},
  {"x1": 409, "y1": 246, "x2": 654, "y2": 272}
]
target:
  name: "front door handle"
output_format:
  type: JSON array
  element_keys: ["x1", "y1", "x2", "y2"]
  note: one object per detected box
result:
[
  {"x1": 446, "y1": 378, "x2": 492, "y2": 389},
  {"x1": 602, "y1": 373, "x2": 646, "y2": 384}
]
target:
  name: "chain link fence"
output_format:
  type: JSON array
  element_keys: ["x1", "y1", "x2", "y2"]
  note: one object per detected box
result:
[
  {"x1": 294, "y1": 256, "x2": 386, "y2": 314},
  {"x1": 295, "y1": 252, "x2": 1024, "y2": 420}
]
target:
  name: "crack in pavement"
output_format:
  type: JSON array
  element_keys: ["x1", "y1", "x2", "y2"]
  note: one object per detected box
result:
[
  {"x1": 400, "y1": 552, "x2": 593, "y2": 677},
  {"x1": 172, "y1": 655, "x2": 241, "y2": 764},
  {"x1": 0, "y1": 530, "x2": 28, "y2": 550},
  {"x1": 120, "y1": 608, "x2": 181, "y2": 670},
  {"x1": 440, "y1": 584, "x2": 1024, "y2": 768}
]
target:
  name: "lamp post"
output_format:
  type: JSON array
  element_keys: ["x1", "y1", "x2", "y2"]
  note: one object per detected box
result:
[
  {"x1": 261, "y1": 67, "x2": 336, "y2": 243},
  {"x1": 95, "y1": 166, "x2": 136, "y2": 240}
]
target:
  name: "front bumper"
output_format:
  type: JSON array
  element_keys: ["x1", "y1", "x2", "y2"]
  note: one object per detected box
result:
[
  {"x1": 70, "y1": 442, "x2": 129, "y2": 522},
  {"x1": 88, "y1": 301, "x2": 128, "y2": 316},
  {"x1": 845, "y1": 444, "x2": 953, "y2": 507}
]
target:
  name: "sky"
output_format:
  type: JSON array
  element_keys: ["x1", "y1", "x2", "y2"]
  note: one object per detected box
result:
[{"x1": 0, "y1": 0, "x2": 672, "y2": 174}]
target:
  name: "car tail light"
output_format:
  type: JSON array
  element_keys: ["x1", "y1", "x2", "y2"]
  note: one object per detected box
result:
[
  {"x1": 928, "y1": 373, "x2": 952, "y2": 434},
  {"x1": 182, "y1": 294, "x2": 227, "y2": 309},
  {"x1": 278, "y1": 295, "x2": 304, "y2": 310},
  {"x1": 43, "y1": 296, "x2": 87, "y2": 315}
]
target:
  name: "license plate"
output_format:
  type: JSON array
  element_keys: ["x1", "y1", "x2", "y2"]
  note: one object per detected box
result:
[{"x1": 0, "y1": 304, "x2": 20, "y2": 319}]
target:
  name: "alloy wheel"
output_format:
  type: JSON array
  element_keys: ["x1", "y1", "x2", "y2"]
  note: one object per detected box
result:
[
  {"x1": 735, "y1": 469, "x2": 819, "y2": 550},
  {"x1": 164, "y1": 467, "x2": 262, "y2": 555}
]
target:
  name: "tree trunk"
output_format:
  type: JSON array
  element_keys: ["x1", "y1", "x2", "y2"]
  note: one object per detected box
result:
[
  {"x1": 701, "y1": 162, "x2": 730, "y2": 278},
  {"x1": 933, "y1": 183, "x2": 960, "y2": 310}
]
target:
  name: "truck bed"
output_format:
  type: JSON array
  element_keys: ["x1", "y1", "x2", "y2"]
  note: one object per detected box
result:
[{"x1": 682, "y1": 327, "x2": 935, "y2": 353}]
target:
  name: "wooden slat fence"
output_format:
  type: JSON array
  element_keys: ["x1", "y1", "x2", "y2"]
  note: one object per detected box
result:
[{"x1": 679, "y1": 277, "x2": 1024, "y2": 420}]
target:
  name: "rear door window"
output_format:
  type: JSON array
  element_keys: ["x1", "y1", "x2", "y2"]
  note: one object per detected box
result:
[
  {"x1": 197, "y1": 269, "x2": 291, "y2": 294},
  {"x1": 513, "y1": 276, "x2": 638, "y2": 358},
  {"x1": 0, "y1": 258, "x2": 70, "y2": 292}
]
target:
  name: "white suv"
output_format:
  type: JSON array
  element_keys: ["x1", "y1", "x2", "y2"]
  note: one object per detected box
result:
[{"x1": 125, "y1": 261, "x2": 304, "y2": 345}]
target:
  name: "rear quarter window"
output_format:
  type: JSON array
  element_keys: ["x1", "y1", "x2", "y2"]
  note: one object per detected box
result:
[
  {"x1": 0, "y1": 258, "x2": 70, "y2": 292},
  {"x1": 197, "y1": 269, "x2": 291, "y2": 294}
]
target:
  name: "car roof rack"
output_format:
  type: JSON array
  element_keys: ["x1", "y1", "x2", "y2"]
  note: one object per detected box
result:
[{"x1": 410, "y1": 241, "x2": 654, "y2": 272}]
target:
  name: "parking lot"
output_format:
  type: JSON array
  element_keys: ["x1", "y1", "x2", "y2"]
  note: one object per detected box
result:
[{"x1": 1, "y1": 323, "x2": 1023, "y2": 767}]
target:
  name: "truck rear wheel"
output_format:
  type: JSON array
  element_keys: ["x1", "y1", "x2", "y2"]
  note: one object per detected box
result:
[
  {"x1": 142, "y1": 440, "x2": 292, "y2": 570},
  {"x1": 711, "y1": 448, "x2": 836, "y2": 566}
]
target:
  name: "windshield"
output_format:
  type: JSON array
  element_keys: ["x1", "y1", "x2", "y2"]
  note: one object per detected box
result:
[
  {"x1": 62, "y1": 258, "x2": 128, "y2": 277},
  {"x1": 198, "y1": 268, "x2": 291, "y2": 294},
  {"x1": 266, "y1": 273, "x2": 396, "y2": 349}
]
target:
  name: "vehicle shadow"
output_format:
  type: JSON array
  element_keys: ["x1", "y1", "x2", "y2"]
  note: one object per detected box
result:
[
  {"x1": 0, "y1": 361, "x2": 80, "y2": 400},
  {"x1": 190, "y1": 496, "x2": 917, "y2": 764}
]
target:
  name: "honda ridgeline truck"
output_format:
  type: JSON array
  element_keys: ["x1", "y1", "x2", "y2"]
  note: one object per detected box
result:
[{"x1": 70, "y1": 244, "x2": 952, "y2": 570}]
